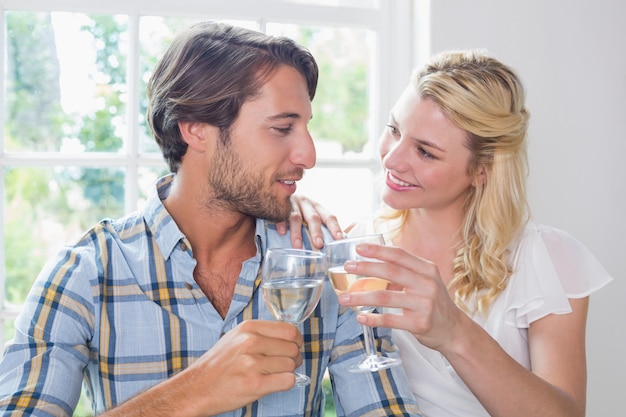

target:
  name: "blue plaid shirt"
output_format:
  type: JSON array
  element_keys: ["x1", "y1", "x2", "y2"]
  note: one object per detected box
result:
[{"x1": 0, "y1": 174, "x2": 421, "y2": 417}]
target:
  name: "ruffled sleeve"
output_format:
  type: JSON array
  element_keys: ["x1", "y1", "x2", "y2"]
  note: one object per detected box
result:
[{"x1": 503, "y1": 223, "x2": 613, "y2": 328}]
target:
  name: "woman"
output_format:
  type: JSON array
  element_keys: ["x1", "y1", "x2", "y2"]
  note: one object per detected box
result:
[{"x1": 285, "y1": 49, "x2": 612, "y2": 416}]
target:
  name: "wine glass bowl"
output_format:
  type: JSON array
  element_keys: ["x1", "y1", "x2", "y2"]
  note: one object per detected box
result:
[
  {"x1": 326, "y1": 267, "x2": 389, "y2": 313},
  {"x1": 261, "y1": 248, "x2": 326, "y2": 386},
  {"x1": 324, "y1": 234, "x2": 401, "y2": 372}
]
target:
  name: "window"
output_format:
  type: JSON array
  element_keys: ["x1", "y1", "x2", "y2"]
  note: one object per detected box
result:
[{"x1": 0, "y1": 0, "x2": 413, "y2": 413}]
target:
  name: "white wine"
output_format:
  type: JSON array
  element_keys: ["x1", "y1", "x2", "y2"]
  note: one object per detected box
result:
[
  {"x1": 327, "y1": 266, "x2": 388, "y2": 312},
  {"x1": 262, "y1": 279, "x2": 323, "y2": 324}
]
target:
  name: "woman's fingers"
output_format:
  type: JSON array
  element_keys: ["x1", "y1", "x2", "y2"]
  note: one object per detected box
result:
[
  {"x1": 338, "y1": 243, "x2": 458, "y2": 339},
  {"x1": 294, "y1": 196, "x2": 343, "y2": 246},
  {"x1": 346, "y1": 244, "x2": 439, "y2": 289},
  {"x1": 277, "y1": 195, "x2": 344, "y2": 249}
]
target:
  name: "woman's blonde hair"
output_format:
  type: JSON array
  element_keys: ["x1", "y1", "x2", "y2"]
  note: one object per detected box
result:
[{"x1": 378, "y1": 50, "x2": 531, "y2": 313}]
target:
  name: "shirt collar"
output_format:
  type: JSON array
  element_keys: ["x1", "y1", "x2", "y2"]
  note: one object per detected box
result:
[{"x1": 142, "y1": 174, "x2": 187, "y2": 260}]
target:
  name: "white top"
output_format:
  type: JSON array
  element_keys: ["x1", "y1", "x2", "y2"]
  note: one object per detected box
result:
[{"x1": 351, "y1": 222, "x2": 614, "y2": 417}]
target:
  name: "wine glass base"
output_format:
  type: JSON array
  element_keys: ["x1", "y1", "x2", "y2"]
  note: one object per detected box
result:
[
  {"x1": 348, "y1": 355, "x2": 402, "y2": 373},
  {"x1": 294, "y1": 372, "x2": 311, "y2": 386}
]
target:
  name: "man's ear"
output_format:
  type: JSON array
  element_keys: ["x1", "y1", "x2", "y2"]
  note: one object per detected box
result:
[{"x1": 178, "y1": 121, "x2": 216, "y2": 152}]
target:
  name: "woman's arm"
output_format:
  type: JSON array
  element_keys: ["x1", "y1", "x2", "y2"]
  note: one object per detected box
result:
[{"x1": 441, "y1": 298, "x2": 588, "y2": 417}]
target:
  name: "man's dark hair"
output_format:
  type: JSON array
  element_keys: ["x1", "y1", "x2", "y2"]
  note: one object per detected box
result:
[{"x1": 147, "y1": 21, "x2": 319, "y2": 172}]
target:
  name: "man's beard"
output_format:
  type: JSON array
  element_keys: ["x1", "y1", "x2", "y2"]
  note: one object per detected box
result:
[{"x1": 205, "y1": 129, "x2": 298, "y2": 222}]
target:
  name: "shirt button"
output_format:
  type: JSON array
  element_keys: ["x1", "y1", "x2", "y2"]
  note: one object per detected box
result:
[
  {"x1": 180, "y1": 242, "x2": 188, "y2": 251},
  {"x1": 185, "y1": 282, "x2": 193, "y2": 290}
]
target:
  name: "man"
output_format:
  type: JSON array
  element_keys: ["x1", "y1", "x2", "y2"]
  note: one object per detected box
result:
[{"x1": 0, "y1": 22, "x2": 421, "y2": 416}]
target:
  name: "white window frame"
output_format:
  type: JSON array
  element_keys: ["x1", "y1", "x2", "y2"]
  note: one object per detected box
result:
[{"x1": 0, "y1": 0, "x2": 414, "y2": 345}]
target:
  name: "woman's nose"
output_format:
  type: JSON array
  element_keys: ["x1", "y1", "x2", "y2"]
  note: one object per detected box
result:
[{"x1": 381, "y1": 135, "x2": 409, "y2": 172}]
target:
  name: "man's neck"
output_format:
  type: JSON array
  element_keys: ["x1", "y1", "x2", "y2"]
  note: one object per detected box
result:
[
  {"x1": 162, "y1": 173, "x2": 257, "y2": 257},
  {"x1": 162, "y1": 174, "x2": 258, "y2": 317}
]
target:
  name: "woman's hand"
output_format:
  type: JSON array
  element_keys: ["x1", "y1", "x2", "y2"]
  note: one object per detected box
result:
[
  {"x1": 276, "y1": 195, "x2": 344, "y2": 249},
  {"x1": 337, "y1": 242, "x2": 465, "y2": 351}
]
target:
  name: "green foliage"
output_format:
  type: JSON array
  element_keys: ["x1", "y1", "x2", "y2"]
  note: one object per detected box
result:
[
  {"x1": 5, "y1": 167, "x2": 51, "y2": 204},
  {"x1": 4, "y1": 217, "x2": 45, "y2": 303},
  {"x1": 323, "y1": 376, "x2": 338, "y2": 416},
  {"x1": 77, "y1": 15, "x2": 126, "y2": 153},
  {"x1": 80, "y1": 16, "x2": 127, "y2": 85},
  {"x1": 5, "y1": 12, "x2": 67, "y2": 151},
  {"x1": 4, "y1": 168, "x2": 59, "y2": 303},
  {"x1": 311, "y1": 61, "x2": 368, "y2": 152}
]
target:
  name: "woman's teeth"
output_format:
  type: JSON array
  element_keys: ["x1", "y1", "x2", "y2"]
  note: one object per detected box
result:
[{"x1": 389, "y1": 174, "x2": 412, "y2": 187}]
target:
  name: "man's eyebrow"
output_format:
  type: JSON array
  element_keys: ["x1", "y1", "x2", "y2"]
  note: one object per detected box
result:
[{"x1": 266, "y1": 112, "x2": 301, "y2": 121}]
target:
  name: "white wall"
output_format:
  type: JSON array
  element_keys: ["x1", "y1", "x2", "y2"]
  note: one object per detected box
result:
[{"x1": 412, "y1": 0, "x2": 626, "y2": 415}]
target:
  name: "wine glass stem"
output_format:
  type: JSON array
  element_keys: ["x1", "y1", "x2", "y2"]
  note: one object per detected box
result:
[{"x1": 362, "y1": 324, "x2": 378, "y2": 358}]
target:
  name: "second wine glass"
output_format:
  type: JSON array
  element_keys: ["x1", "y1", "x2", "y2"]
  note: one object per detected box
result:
[
  {"x1": 261, "y1": 248, "x2": 326, "y2": 386},
  {"x1": 324, "y1": 234, "x2": 401, "y2": 373}
]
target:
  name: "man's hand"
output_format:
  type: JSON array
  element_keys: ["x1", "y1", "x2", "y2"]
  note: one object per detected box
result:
[{"x1": 101, "y1": 320, "x2": 303, "y2": 417}]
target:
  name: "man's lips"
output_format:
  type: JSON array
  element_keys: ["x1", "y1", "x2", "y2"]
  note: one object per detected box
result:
[
  {"x1": 277, "y1": 177, "x2": 301, "y2": 193},
  {"x1": 275, "y1": 169, "x2": 304, "y2": 192}
]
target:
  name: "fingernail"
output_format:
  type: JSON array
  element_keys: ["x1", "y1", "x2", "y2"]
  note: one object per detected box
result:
[
  {"x1": 337, "y1": 293, "x2": 349, "y2": 303},
  {"x1": 315, "y1": 237, "x2": 323, "y2": 247},
  {"x1": 357, "y1": 243, "x2": 370, "y2": 252},
  {"x1": 344, "y1": 261, "x2": 356, "y2": 271},
  {"x1": 294, "y1": 238, "x2": 302, "y2": 248}
]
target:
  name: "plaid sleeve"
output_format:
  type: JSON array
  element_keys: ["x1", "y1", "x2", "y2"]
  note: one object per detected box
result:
[{"x1": 0, "y1": 243, "x2": 97, "y2": 416}]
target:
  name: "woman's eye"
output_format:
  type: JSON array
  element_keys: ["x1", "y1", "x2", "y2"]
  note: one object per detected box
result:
[
  {"x1": 418, "y1": 146, "x2": 436, "y2": 160},
  {"x1": 386, "y1": 124, "x2": 399, "y2": 135}
]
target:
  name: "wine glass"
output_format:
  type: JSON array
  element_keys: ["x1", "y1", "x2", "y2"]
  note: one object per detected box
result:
[
  {"x1": 261, "y1": 248, "x2": 326, "y2": 386},
  {"x1": 324, "y1": 234, "x2": 401, "y2": 372}
]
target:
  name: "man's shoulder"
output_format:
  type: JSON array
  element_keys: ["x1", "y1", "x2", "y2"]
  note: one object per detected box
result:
[{"x1": 67, "y1": 211, "x2": 147, "y2": 253}]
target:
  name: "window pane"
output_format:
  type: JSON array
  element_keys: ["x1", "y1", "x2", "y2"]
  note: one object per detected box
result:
[
  {"x1": 137, "y1": 165, "x2": 170, "y2": 207},
  {"x1": 4, "y1": 12, "x2": 128, "y2": 153},
  {"x1": 267, "y1": 23, "x2": 374, "y2": 160},
  {"x1": 3, "y1": 166, "x2": 125, "y2": 305},
  {"x1": 2, "y1": 318, "x2": 15, "y2": 347}
]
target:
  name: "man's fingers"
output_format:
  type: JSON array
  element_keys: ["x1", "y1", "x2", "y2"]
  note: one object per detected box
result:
[{"x1": 244, "y1": 320, "x2": 303, "y2": 346}]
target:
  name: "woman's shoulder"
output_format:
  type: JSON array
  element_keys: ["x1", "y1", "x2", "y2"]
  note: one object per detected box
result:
[
  {"x1": 515, "y1": 223, "x2": 611, "y2": 289},
  {"x1": 496, "y1": 222, "x2": 613, "y2": 327},
  {"x1": 520, "y1": 223, "x2": 590, "y2": 252}
]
